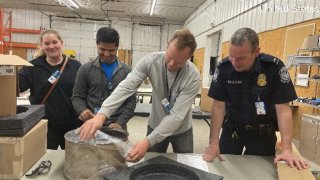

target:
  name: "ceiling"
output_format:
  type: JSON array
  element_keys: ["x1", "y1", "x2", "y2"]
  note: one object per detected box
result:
[{"x1": 0, "y1": 0, "x2": 206, "y2": 23}]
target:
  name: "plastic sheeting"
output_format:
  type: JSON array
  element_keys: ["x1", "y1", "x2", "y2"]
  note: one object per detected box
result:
[{"x1": 64, "y1": 129, "x2": 132, "y2": 180}]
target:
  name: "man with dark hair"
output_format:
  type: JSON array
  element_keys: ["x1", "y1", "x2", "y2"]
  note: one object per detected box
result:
[
  {"x1": 72, "y1": 27, "x2": 136, "y2": 130},
  {"x1": 203, "y1": 27, "x2": 308, "y2": 169},
  {"x1": 95, "y1": 27, "x2": 120, "y2": 45},
  {"x1": 78, "y1": 28, "x2": 201, "y2": 162}
]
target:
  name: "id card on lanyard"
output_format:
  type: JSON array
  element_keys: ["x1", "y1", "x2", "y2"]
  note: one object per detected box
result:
[
  {"x1": 255, "y1": 95, "x2": 266, "y2": 115},
  {"x1": 162, "y1": 65, "x2": 181, "y2": 113},
  {"x1": 48, "y1": 70, "x2": 62, "y2": 84}
]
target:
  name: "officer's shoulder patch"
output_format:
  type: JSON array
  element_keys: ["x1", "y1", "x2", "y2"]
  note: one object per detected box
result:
[
  {"x1": 259, "y1": 53, "x2": 280, "y2": 65},
  {"x1": 279, "y1": 67, "x2": 291, "y2": 83}
]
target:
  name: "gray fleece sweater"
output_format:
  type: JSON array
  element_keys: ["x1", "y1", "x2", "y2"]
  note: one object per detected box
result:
[{"x1": 99, "y1": 52, "x2": 201, "y2": 146}]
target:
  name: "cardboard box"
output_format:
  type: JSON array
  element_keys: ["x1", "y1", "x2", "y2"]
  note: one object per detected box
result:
[
  {"x1": 0, "y1": 54, "x2": 32, "y2": 116},
  {"x1": 200, "y1": 87, "x2": 213, "y2": 112},
  {"x1": 275, "y1": 132, "x2": 315, "y2": 180},
  {"x1": 0, "y1": 120, "x2": 47, "y2": 179},
  {"x1": 301, "y1": 35, "x2": 320, "y2": 49},
  {"x1": 277, "y1": 163, "x2": 314, "y2": 180}
]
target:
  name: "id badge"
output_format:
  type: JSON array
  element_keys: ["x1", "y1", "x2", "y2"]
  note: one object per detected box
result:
[
  {"x1": 107, "y1": 82, "x2": 113, "y2": 90},
  {"x1": 94, "y1": 107, "x2": 101, "y2": 114},
  {"x1": 48, "y1": 70, "x2": 61, "y2": 84},
  {"x1": 255, "y1": 101, "x2": 266, "y2": 115},
  {"x1": 161, "y1": 98, "x2": 172, "y2": 113}
]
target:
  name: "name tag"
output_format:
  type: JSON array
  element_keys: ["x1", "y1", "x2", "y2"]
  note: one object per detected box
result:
[
  {"x1": 48, "y1": 70, "x2": 61, "y2": 84},
  {"x1": 227, "y1": 80, "x2": 242, "y2": 84},
  {"x1": 161, "y1": 98, "x2": 172, "y2": 113}
]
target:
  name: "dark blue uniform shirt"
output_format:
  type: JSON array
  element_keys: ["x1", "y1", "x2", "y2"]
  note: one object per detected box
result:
[{"x1": 208, "y1": 53, "x2": 297, "y2": 128}]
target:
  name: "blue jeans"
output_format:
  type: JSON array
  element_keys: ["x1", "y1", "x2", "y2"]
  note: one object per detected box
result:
[
  {"x1": 147, "y1": 126, "x2": 193, "y2": 153},
  {"x1": 220, "y1": 128, "x2": 276, "y2": 156}
]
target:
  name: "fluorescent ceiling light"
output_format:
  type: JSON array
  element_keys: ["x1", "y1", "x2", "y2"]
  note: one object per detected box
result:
[
  {"x1": 66, "y1": 0, "x2": 79, "y2": 8},
  {"x1": 85, "y1": 0, "x2": 92, "y2": 5},
  {"x1": 149, "y1": 0, "x2": 157, "y2": 16},
  {"x1": 57, "y1": 0, "x2": 79, "y2": 9}
]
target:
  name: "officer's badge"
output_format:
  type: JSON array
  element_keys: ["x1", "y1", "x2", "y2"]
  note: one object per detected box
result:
[
  {"x1": 257, "y1": 73, "x2": 267, "y2": 86},
  {"x1": 279, "y1": 67, "x2": 290, "y2": 83}
]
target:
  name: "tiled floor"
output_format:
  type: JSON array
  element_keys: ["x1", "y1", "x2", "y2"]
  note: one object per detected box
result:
[
  {"x1": 129, "y1": 93, "x2": 208, "y2": 154},
  {"x1": 127, "y1": 116, "x2": 210, "y2": 154}
]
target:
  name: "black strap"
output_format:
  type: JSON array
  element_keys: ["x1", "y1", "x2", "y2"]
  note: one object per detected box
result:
[
  {"x1": 165, "y1": 64, "x2": 181, "y2": 102},
  {"x1": 100, "y1": 59, "x2": 123, "y2": 105},
  {"x1": 25, "y1": 160, "x2": 52, "y2": 178},
  {"x1": 40, "y1": 57, "x2": 69, "y2": 104}
]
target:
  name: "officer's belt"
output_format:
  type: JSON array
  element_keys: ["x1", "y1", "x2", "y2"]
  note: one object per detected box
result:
[
  {"x1": 241, "y1": 123, "x2": 274, "y2": 137},
  {"x1": 223, "y1": 120, "x2": 275, "y2": 137}
]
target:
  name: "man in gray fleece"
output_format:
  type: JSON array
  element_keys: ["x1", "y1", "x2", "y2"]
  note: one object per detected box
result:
[
  {"x1": 72, "y1": 27, "x2": 136, "y2": 130},
  {"x1": 79, "y1": 28, "x2": 201, "y2": 162}
]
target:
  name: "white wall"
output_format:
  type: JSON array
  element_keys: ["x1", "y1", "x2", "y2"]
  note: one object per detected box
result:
[
  {"x1": 51, "y1": 19, "x2": 107, "y2": 64},
  {"x1": 131, "y1": 24, "x2": 161, "y2": 67},
  {"x1": 160, "y1": 24, "x2": 183, "y2": 50},
  {"x1": 128, "y1": 23, "x2": 182, "y2": 67},
  {"x1": 185, "y1": 0, "x2": 320, "y2": 87},
  {"x1": 203, "y1": 32, "x2": 221, "y2": 88}
]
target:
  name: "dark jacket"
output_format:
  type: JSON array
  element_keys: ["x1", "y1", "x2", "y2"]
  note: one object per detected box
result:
[
  {"x1": 71, "y1": 56, "x2": 136, "y2": 127},
  {"x1": 19, "y1": 55, "x2": 82, "y2": 128}
]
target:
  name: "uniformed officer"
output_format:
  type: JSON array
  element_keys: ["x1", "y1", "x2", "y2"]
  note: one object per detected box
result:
[{"x1": 203, "y1": 28, "x2": 308, "y2": 169}]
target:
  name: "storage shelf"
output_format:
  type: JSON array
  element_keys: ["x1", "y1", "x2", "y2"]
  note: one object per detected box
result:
[
  {"x1": 287, "y1": 55, "x2": 320, "y2": 67},
  {"x1": 297, "y1": 78, "x2": 320, "y2": 82},
  {"x1": 12, "y1": 42, "x2": 38, "y2": 49},
  {"x1": 5, "y1": 28, "x2": 41, "y2": 34},
  {"x1": 289, "y1": 49, "x2": 320, "y2": 114},
  {"x1": 298, "y1": 48, "x2": 320, "y2": 52},
  {"x1": 309, "y1": 78, "x2": 320, "y2": 82},
  {"x1": 294, "y1": 102, "x2": 320, "y2": 109}
]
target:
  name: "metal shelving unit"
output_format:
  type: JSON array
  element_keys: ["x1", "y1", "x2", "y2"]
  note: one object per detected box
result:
[
  {"x1": 287, "y1": 55, "x2": 320, "y2": 67},
  {"x1": 294, "y1": 101, "x2": 320, "y2": 109},
  {"x1": 288, "y1": 48, "x2": 320, "y2": 114}
]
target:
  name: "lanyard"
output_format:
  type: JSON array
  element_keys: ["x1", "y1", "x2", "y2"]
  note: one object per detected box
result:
[{"x1": 165, "y1": 64, "x2": 181, "y2": 102}]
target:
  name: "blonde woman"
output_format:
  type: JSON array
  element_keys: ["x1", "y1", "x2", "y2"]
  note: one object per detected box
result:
[{"x1": 19, "y1": 29, "x2": 82, "y2": 150}]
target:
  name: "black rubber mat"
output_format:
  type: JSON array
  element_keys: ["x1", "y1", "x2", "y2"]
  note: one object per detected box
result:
[
  {"x1": 104, "y1": 155, "x2": 223, "y2": 180},
  {"x1": 0, "y1": 105, "x2": 45, "y2": 136},
  {"x1": 130, "y1": 164, "x2": 199, "y2": 180}
]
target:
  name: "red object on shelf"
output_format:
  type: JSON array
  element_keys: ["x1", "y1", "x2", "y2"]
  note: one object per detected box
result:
[
  {"x1": 0, "y1": 8, "x2": 12, "y2": 54},
  {"x1": 8, "y1": 28, "x2": 41, "y2": 34},
  {"x1": 12, "y1": 42, "x2": 38, "y2": 49},
  {"x1": 1, "y1": 8, "x2": 41, "y2": 53}
]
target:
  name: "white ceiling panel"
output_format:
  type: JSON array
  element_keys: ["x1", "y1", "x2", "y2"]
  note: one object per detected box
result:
[{"x1": 0, "y1": 0, "x2": 206, "y2": 23}]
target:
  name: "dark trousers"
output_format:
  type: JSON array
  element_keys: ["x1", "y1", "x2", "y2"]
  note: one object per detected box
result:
[
  {"x1": 47, "y1": 122, "x2": 79, "y2": 150},
  {"x1": 220, "y1": 128, "x2": 276, "y2": 156},
  {"x1": 47, "y1": 125, "x2": 67, "y2": 149},
  {"x1": 146, "y1": 126, "x2": 193, "y2": 153}
]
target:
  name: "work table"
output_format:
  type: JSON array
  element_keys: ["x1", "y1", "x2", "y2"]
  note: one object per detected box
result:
[{"x1": 21, "y1": 150, "x2": 278, "y2": 180}]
